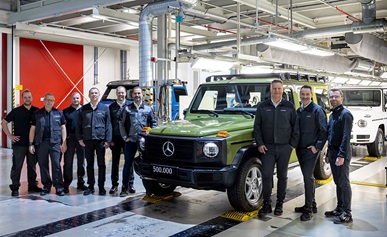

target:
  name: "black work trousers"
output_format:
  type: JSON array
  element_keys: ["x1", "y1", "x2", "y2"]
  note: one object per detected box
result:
[
  {"x1": 328, "y1": 149, "x2": 352, "y2": 213},
  {"x1": 110, "y1": 135, "x2": 125, "y2": 187},
  {"x1": 63, "y1": 134, "x2": 85, "y2": 187},
  {"x1": 37, "y1": 141, "x2": 63, "y2": 190},
  {"x1": 10, "y1": 146, "x2": 38, "y2": 188},
  {"x1": 84, "y1": 140, "x2": 106, "y2": 188},
  {"x1": 261, "y1": 143, "x2": 292, "y2": 203},
  {"x1": 296, "y1": 147, "x2": 318, "y2": 209}
]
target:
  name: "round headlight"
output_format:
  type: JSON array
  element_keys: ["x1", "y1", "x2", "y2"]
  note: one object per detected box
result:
[
  {"x1": 138, "y1": 137, "x2": 146, "y2": 150},
  {"x1": 203, "y1": 142, "x2": 219, "y2": 158},
  {"x1": 357, "y1": 119, "x2": 367, "y2": 128}
]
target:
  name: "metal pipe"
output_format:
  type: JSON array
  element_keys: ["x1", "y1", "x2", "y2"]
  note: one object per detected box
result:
[
  {"x1": 94, "y1": 46, "x2": 98, "y2": 85},
  {"x1": 120, "y1": 50, "x2": 127, "y2": 80}
]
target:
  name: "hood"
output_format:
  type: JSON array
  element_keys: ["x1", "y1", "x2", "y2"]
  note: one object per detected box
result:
[
  {"x1": 149, "y1": 116, "x2": 253, "y2": 137},
  {"x1": 343, "y1": 106, "x2": 375, "y2": 119}
]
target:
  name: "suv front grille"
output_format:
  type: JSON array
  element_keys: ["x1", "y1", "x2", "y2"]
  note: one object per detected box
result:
[{"x1": 145, "y1": 137, "x2": 195, "y2": 161}]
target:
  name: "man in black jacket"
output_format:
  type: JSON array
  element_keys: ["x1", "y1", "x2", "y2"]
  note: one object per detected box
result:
[
  {"x1": 254, "y1": 80, "x2": 299, "y2": 218},
  {"x1": 29, "y1": 93, "x2": 67, "y2": 196},
  {"x1": 63, "y1": 92, "x2": 87, "y2": 193},
  {"x1": 108, "y1": 86, "x2": 130, "y2": 195},
  {"x1": 325, "y1": 88, "x2": 353, "y2": 224},
  {"x1": 119, "y1": 87, "x2": 157, "y2": 196},
  {"x1": 76, "y1": 87, "x2": 112, "y2": 196},
  {"x1": 295, "y1": 85, "x2": 328, "y2": 221}
]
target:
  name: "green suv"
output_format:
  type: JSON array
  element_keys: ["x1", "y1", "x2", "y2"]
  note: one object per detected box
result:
[{"x1": 134, "y1": 73, "x2": 331, "y2": 212}]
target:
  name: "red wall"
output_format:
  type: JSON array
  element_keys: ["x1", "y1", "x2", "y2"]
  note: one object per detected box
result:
[
  {"x1": 19, "y1": 38, "x2": 83, "y2": 110},
  {"x1": 2, "y1": 34, "x2": 7, "y2": 147}
]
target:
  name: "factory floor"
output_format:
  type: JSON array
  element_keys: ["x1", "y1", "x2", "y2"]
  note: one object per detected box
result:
[{"x1": 0, "y1": 146, "x2": 386, "y2": 237}]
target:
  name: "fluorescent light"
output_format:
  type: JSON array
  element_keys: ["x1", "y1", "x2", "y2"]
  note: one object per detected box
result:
[
  {"x1": 264, "y1": 38, "x2": 308, "y2": 51},
  {"x1": 370, "y1": 81, "x2": 382, "y2": 86},
  {"x1": 347, "y1": 79, "x2": 361, "y2": 84},
  {"x1": 331, "y1": 77, "x2": 348, "y2": 83},
  {"x1": 241, "y1": 66, "x2": 273, "y2": 74},
  {"x1": 358, "y1": 80, "x2": 372, "y2": 86},
  {"x1": 191, "y1": 58, "x2": 235, "y2": 71},
  {"x1": 300, "y1": 48, "x2": 334, "y2": 57},
  {"x1": 381, "y1": 72, "x2": 387, "y2": 79}
]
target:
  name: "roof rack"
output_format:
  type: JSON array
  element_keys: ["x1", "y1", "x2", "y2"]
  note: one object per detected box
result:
[{"x1": 205, "y1": 73, "x2": 327, "y2": 83}]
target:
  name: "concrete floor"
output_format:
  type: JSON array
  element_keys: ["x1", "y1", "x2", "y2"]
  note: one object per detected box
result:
[{"x1": 0, "y1": 146, "x2": 386, "y2": 237}]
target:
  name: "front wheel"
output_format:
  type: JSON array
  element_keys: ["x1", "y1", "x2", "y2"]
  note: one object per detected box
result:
[
  {"x1": 142, "y1": 179, "x2": 176, "y2": 196},
  {"x1": 314, "y1": 142, "x2": 331, "y2": 180},
  {"x1": 227, "y1": 157, "x2": 263, "y2": 212},
  {"x1": 367, "y1": 128, "x2": 385, "y2": 157}
]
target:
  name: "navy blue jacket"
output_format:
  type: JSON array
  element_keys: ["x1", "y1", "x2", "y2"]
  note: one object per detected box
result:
[
  {"x1": 328, "y1": 104, "x2": 353, "y2": 160},
  {"x1": 254, "y1": 99, "x2": 299, "y2": 148},
  {"x1": 32, "y1": 108, "x2": 66, "y2": 145},
  {"x1": 76, "y1": 103, "x2": 112, "y2": 142},
  {"x1": 296, "y1": 101, "x2": 328, "y2": 151}
]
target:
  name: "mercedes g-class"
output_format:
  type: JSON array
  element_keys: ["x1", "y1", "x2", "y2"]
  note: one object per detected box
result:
[{"x1": 134, "y1": 73, "x2": 331, "y2": 212}]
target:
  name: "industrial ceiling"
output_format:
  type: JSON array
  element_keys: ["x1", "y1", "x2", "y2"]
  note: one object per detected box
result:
[{"x1": 0, "y1": 0, "x2": 387, "y2": 80}]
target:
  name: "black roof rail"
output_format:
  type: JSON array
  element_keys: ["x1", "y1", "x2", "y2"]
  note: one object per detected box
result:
[{"x1": 205, "y1": 73, "x2": 327, "y2": 83}]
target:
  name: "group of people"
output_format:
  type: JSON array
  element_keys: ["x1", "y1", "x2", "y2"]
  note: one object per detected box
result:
[
  {"x1": 254, "y1": 80, "x2": 353, "y2": 224},
  {"x1": 2, "y1": 86, "x2": 157, "y2": 197}
]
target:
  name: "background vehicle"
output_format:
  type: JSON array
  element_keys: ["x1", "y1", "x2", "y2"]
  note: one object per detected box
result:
[
  {"x1": 101, "y1": 79, "x2": 187, "y2": 121},
  {"x1": 134, "y1": 73, "x2": 331, "y2": 212},
  {"x1": 341, "y1": 87, "x2": 387, "y2": 157}
]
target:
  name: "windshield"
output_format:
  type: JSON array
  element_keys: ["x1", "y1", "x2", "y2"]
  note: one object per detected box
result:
[
  {"x1": 102, "y1": 87, "x2": 134, "y2": 100},
  {"x1": 342, "y1": 90, "x2": 381, "y2": 106},
  {"x1": 190, "y1": 83, "x2": 294, "y2": 115}
]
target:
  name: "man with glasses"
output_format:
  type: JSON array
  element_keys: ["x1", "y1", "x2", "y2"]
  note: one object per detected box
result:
[{"x1": 325, "y1": 88, "x2": 353, "y2": 224}]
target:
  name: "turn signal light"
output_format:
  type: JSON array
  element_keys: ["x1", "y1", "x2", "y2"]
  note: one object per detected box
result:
[
  {"x1": 217, "y1": 131, "x2": 229, "y2": 137},
  {"x1": 142, "y1": 127, "x2": 152, "y2": 133}
]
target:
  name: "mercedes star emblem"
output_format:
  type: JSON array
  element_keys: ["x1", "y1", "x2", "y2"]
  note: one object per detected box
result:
[{"x1": 162, "y1": 141, "x2": 175, "y2": 157}]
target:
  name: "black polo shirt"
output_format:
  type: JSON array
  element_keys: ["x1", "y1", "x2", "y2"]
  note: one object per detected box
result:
[
  {"x1": 63, "y1": 105, "x2": 81, "y2": 135},
  {"x1": 4, "y1": 105, "x2": 39, "y2": 146}
]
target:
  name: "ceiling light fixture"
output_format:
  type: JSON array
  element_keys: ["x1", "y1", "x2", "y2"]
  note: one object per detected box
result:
[
  {"x1": 300, "y1": 48, "x2": 335, "y2": 57},
  {"x1": 263, "y1": 38, "x2": 308, "y2": 51},
  {"x1": 240, "y1": 66, "x2": 273, "y2": 74},
  {"x1": 191, "y1": 58, "x2": 235, "y2": 71}
]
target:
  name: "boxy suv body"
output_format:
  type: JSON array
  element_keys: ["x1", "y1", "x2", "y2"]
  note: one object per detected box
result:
[
  {"x1": 134, "y1": 73, "x2": 331, "y2": 212},
  {"x1": 341, "y1": 86, "x2": 387, "y2": 157}
]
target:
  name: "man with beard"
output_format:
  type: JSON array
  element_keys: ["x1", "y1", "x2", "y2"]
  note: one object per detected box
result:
[
  {"x1": 29, "y1": 93, "x2": 67, "y2": 196},
  {"x1": 77, "y1": 87, "x2": 112, "y2": 196},
  {"x1": 119, "y1": 87, "x2": 157, "y2": 196},
  {"x1": 63, "y1": 92, "x2": 87, "y2": 193},
  {"x1": 2, "y1": 89, "x2": 42, "y2": 196},
  {"x1": 108, "y1": 86, "x2": 130, "y2": 195}
]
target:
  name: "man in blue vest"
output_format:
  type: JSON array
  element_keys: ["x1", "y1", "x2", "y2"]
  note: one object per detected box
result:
[{"x1": 29, "y1": 93, "x2": 67, "y2": 196}]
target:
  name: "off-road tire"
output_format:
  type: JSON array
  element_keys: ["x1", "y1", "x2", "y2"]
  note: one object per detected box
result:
[
  {"x1": 367, "y1": 128, "x2": 385, "y2": 157},
  {"x1": 314, "y1": 142, "x2": 331, "y2": 180},
  {"x1": 227, "y1": 157, "x2": 263, "y2": 212}
]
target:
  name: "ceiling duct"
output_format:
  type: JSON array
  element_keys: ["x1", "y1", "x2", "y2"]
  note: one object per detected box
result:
[
  {"x1": 345, "y1": 32, "x2": 387, "y2": 65},
  {"x1": 139, "y1": 0, "x2": 197, "y2": 87},
  {"x1": 257, "y1": 44, "x2": 358, "y2": 74},
  {"x1": 192, "y1": 36, "x2": 266, "y2": 51}
]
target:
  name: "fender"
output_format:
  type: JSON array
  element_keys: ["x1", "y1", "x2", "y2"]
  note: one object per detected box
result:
[{"x1": 232, "y1": 145, "x2": 261, "y2": 167}]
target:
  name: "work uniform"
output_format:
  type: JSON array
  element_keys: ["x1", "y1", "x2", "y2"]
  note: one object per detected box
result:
[
  {"x1": 254, "y1": 98, "x2": 299, "y2": 204},
  {"x1": 76, "y1": 103, "x2": 112, "y2": 190},
  {"x1": 109, "y1": 100, "x2": 130, "y2": 188},
  {"x1": 63, "y1": 105, "x2": 85, "y2": 189},
  {"x1": 296, "y1": 101, "x2": 327, "y2": 212},
  {"x1": 327, "y1": 104, "x2": 353, "y2": 214},
  {"x1": 32, "y1": 108, "x2": 66, "y2": 191},
  {"x1": 5, "y1": 105, "x2": 39, "y2": 191},
  {"x1": 119, "y1": 102, "x2": 157, "y2": 190}
]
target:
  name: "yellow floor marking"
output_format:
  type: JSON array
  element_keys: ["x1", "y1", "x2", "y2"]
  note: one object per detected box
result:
[
  {"x1": 350, "y1": 181, "x2": 387, "y2": 188},
  {"x1": 221, "y1": 209, "x2": 258, "y2": 221}
]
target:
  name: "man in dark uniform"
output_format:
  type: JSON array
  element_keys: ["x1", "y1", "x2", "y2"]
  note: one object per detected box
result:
[
  {"x1": 1, "y1": 89, "x2": 42, "y2": 196},
  {"x1": 77, "y1": 87, "x2": 112, "y2": 196},
  {"x1": 254, "y1": 79, "x2": 299, "y2": 218},
  {"x1": 29, "y1": 93, "x2": 67, "y2": 196},
  {"x1": 295, "y1": 85, "x2": 328, "y2": 221},
  {"x1": 108, "y1": 86, "x2": 130, "y2": 195},
  {"x1": 119, "y1": 86, "x2": 157, "y2": 197},
  {"x1": 325, "y1": 88, "x2": 354, "y2": 224},
  {"x1": 63, "y1": 92, "x2": 87, "y2": 193}
]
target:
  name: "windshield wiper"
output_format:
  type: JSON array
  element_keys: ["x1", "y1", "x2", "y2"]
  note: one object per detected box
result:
[
  {"x1": 196, "y1": 110, "x2": 219, "y2": 118},
  {"x1": 223, "y1": 108, "x2": 255, "y2": 118},
  {"x1": 238, "y1": 110, "x2": 255, "y2": 118}
]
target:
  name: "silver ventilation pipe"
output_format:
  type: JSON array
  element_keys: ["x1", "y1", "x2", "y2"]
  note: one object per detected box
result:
[
  {"x1": 139, "y1": 0, "x2": 197, "y2": 87},
  {"x1": 360, "y1": 0, "x2": 376, "y2": 24}
]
